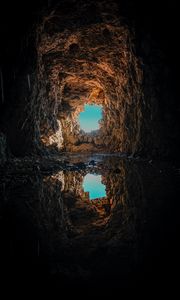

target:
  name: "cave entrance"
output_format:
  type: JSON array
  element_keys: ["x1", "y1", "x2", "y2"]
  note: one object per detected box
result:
[
  {"x1": 78, "y1": 104, "x2": 102, "y2": 133},
  {"x1": 82, "y1": 173, "x2": 106, "y2": 200}
]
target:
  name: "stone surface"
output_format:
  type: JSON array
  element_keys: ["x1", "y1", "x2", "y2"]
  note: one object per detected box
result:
[
  {"x1": 37, "y1": 1, "x2": 143, "y2": 153},
  {"x1": 0, "y1": 0, "x2": 179, "y2": 159}
]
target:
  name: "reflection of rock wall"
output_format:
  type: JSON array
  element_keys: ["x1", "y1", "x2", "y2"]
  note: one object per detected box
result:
[
  {"x1": 45, "y1": 161, "x2": 145, "y2": 246},
  {"x1": 100, "y1": 159, "x2": 144, "y2": 243},
  {"x1": 1, "y1": 155, "x2": 178, "y2": 285},
  {"x1": 49, "y1": 161, "x2": 145, "y2": 278},
  {"x1": 63, "y1": 171, "x2": 84, "y2": 196},
  {"x1": 39, "y1": 175, "x2": 69, "y2": 234},
  {"x1": 3, "y1": 157, "x2": 172, "y2": 283}
]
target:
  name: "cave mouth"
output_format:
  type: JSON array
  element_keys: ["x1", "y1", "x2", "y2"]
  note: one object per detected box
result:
[
  {"x1": 82, "y1": 173, "x2": 106, "y2": 200},
  {"x1": 78, "y1": 104, "x2": 103, "y2": 133}
]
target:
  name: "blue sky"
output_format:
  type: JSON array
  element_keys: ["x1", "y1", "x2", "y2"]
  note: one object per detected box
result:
[
  {"x1": 83, "y1": 174, "x2": 106, "y2": 200},
  {"x1": 78, "y1": 104, "x2": 102, "y2": 132}
]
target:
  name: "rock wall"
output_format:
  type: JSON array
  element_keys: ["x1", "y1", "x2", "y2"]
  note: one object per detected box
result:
[
  {"x1": 0, "y1": 0, "x2": 179, "y2": 158},
  {"x1": 36, "y1": 0, "x2": 143, "y2": 154}
]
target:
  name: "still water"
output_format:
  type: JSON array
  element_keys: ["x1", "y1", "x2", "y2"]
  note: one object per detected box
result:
[
  {"x1": 0, "y1": 154, "x2": 179, "y2": 288},
  {"x1": 82, "y1": 174, "x2": 106, "y2": 200}
]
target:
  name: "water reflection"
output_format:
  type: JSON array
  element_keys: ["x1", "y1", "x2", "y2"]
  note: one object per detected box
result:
[
  {"x1": 0, "y1": 157, "x2": 141, "y2": 283},
  {"x1": 82, "y1": 174, "x2": 106, "y2": 200},
  {"x1": 0, "y1": 155, "x2": 178, "y2": 288}
]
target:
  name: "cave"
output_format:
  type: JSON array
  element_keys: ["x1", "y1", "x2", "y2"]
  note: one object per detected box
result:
[{"x1": 0, "y1": 0, "x2": 179, "y2": 292}]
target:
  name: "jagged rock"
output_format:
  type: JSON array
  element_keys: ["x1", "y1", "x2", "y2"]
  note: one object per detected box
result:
[
  {"x1": 0, "y1": 0, "x2": 178, "y2": 159},
  {"x1": 33, "y1": 1, "x2": 145, "y2": 154}
]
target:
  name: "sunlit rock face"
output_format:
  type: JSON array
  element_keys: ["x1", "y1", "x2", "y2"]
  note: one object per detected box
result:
[
  {"x1": 36, "y1": 1, "x2": 143, "y2": 153},
  {"x1": 1, "y1": 0, "x2": 179, "y2": 158}
]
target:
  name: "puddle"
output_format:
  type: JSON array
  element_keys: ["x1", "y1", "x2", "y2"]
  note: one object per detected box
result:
[
  {"x1": 82, "y1": 173, "x2": 106, "y2": 200},
  {"x1": 0, "y1": 156, "x2": 179, "y2": 287}
]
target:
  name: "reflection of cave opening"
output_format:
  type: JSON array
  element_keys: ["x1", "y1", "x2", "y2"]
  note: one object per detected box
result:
[
  {"x1": 82, "y1": 173, "x2": 106, "y2": 200},
  {"x1": 78, "y1": 104, "x2": 102, "y2": 133}
]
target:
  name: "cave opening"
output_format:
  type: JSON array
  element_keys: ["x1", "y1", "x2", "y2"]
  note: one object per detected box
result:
[
  {"x1": 0, "y1": 0, "x2": 179, "y2": 158},
  {"x1": 78, "y1": 104, "x2": 103, "y2": 133},
  {"x1": 0, "y1": 0, "x2": 179, "y2": 290}
]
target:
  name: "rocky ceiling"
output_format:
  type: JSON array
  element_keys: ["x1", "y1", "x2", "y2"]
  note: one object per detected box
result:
[
  {"x1": 36, "y1": 1, "x2": 143, "y2": 153},
  {"x1": 0, "y1": 0, "x2": 179, "y2": 159}
]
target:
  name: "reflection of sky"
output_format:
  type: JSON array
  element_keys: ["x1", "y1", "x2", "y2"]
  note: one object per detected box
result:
[
  {"x1": 78, "y1": 104, "x2": 102, "y2": 132},
  {"x1": 83, "y1": 174, "x2": 106, "y2": 200}
]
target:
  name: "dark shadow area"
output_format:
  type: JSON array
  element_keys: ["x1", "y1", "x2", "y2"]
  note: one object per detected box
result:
[
  {"x1": 0, "y1": 155, "x2": 180, "y2": 291},
  {"x1": 0, "y1": 0, "x2": 180, "y2": 292}
]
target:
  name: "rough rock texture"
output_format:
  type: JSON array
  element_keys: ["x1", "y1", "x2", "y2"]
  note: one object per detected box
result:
[
  {"x1": 36, "y1": 1, "x2": 143, "y2": 153},
  {"x1": 0, "y1": 0, "x2": 179, "y2": 158}
]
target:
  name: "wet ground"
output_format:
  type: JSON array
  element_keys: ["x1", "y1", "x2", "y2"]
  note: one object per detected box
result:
[{"x1": 0, "y1": 154, "x2": 180, "y2": 290}]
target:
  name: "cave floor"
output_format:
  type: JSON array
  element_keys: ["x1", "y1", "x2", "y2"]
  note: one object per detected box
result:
[{"x1": 0, "y1": 154, "x2": 179, "y2": 290}]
